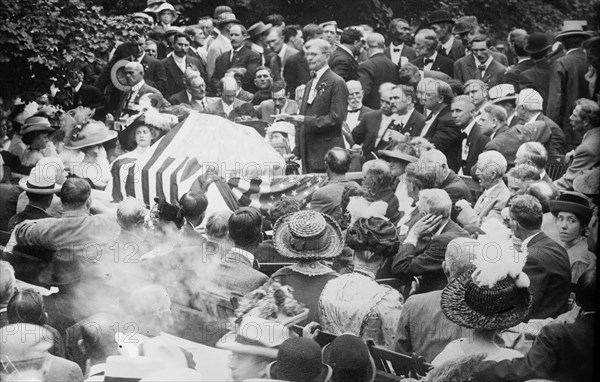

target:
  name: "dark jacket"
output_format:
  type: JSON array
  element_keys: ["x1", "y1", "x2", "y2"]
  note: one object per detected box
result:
[
  {"x1": 8, "y1": 205, "x2": 51, "y2": 231},
  {"x1": 211, "y1": 45, "x2": 261, "y2": 94},
  {"x1": 161, "y1": 54, "x2": 206, "y2": 98},
  {"x1": 294, "y1": 68, "x2": 348, "y2": 173},
  {"x1": 459, "y1": 123, "x2": 490, "y2": 176},
  {"x1": 329, "y1": 46, "x2": 359, "y2": 81},
  {"x1": 399, "y1": 109, "x2": 427, "y2": 137},
  {"x1": 454, "y1": 54, "x2": 506, "y2": 88},
  {"x1": 358, "y1": 52, "x2": 400, "y2": 109},
  {"x1": 204, "y1": 249, "x2": 268, "y2": 300},
  {"x1": 423, "y1": 105, "x2": 463, "y2": 173},
  {"x1": 519, "y1": 59, "x2": 552, "y2": 110},
  {"x1": 283, "y1": 50, "x2": 311, "y2": 99},
  {"x1": 411, "y1": 53, "x2": 454, "y2": 79},
  {"x1": 384, "y1": 44, "x2": 418, "y2": 65},
  {"x1": 352, "y1": 109, "x2": 394, "y2": 162},
  {"x1": 505, "y1": 58, "x2": 534, "y2": 92},
  {"x1": 435, "y1": 38, "x2": 465, "y2": 62}
]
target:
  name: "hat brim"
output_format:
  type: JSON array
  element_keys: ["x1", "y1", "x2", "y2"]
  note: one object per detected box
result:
[
  {"x1": 248, "y1": 24, "x2": 273, "y2": 39},
  {"x1": 548, "y1": 200, "x2": 592, "y2": 221},
  {"x1": 18, "y1": 178, "x2": 61, "y2": 194},
  {"x1": 118, "y1": 118, "x2": 164, "y2": 152},
  {"x1": 490, "y1": 95, "x2": 517, "y2": 104},
  {"x1": 216, "y1": 18, "x2": 241, "y2": 27},
  {"x1": 64, "y1": 130, "x2": 118, "y2": 150},
  {"x1": 429, "y1": 18, "x2": 455, "y2": 26},
  {"x1": 111, "y1": 60, "x2": 132, "y2": 92},
  {"x1": 322, "y1": 342, "x2": 376, "y2": 381},
  {"x1": 21, "y1": 125, "x2": 54, "y2": 135},
  {"x1": 267, "y1": 361, "x2": 333, "y2": 382},
  {"x1": 272, "y1": 213, "x2": 344, "y2": 260},
  {"x1": 440, "y1": 269, "x2": 531, "y2": 330},
  {"x1": 556, "y1": 31, "x2": 591, "y2": 40},
  {"x1": 378, "y1": 150, "x2": 418, "y2": 163},
  {"x1": 524, "y1": 44, "x2": 552, "y2": 54},
  {"x1": 215, "y1": 332, "x2": 279, "y2": 358},
  {"x1": 453, "y1": 25, "x2": 472, "y2": 34}
]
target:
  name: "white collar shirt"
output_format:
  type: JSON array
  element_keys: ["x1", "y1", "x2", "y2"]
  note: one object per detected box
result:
[
  {"x1": 173, "y1": 54, "x2": 187, "y2": 73},
  {"x1": 442, "y1": 35, "x2": 455, "y2": 56},
  {"x1": 307, "y1": 65, "x2": 329, "y2": 104},
  {"x1": 423, "y1": 51, "x2": 438, "y2": 71}
]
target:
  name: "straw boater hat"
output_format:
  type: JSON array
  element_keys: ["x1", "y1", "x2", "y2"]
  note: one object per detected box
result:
[
  {"x1": 556, "y1": 20, "x2": 591, "y2": 40},
  {"x1": 143, "y1": 0, "x2": 164, "y2": 13},
  {"x1": 216, "y1": 12, "x2": 241, "y2": 27},
  {"x1": 548, "y1": 191, "x2": 593, "y2": 223},
  {"x1": 18, "y1": 157, "x2": 64, "y2": 194},
  {"x1": 273, "y1": 210, "x2": 344, "y2": 260},
  {"x1": 216, "y1": 316, "x2": 290, "y2": 358},
  {"x1": 488, "y1": 83, "x2": 517, "y2": 104},
  {"x1": 524, "y1": 32, "x2": 553, "y2": 54},
  {"x1": 64, "y1": 120, "x2": 117, "y2": 150},
  {"x1": 378, "y1": 146, "x2": 419, "y2": 164},
  {"x1": 111, "y1": 59, "x2": 132, "y2": 92},
  {"x1": 266, "y1": 337, "x2": 333, "y2": 382},
  {"x1": 247, "y1": 21, "x2": 273, "y2": 39},
  {"x1": 20, "y1": 116, "x2": 54, "y2": 137}
]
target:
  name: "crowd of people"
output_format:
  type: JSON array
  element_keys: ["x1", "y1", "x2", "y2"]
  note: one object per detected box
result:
[{"x1": 0, "y1": 0, "x2": 599, "y2": 381}]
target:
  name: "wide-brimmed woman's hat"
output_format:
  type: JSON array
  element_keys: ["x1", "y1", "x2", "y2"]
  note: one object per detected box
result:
[
  {"x1": 556, "y1": 20, "x2": 591, "y2": 40},
  {"x1": 18, "y1": 157, "x2": 64, "y2": 194},
  {"x1": 267, "y1": 337, "x2": 332, "y2": 382},
  {"x1": 548, "y1": 191, "x2": 593, "y2": 222},
  {"x1": 273, "y1": 210, "x2": 344, "y2": 260},
  {"x1": 64, "y1": 120, "x2": 117, "y2": 150},
  {"x1": 524, "y1": 32, "x2": 553, "y2": 54},
  {"x1": 441, "y1": 265, "x2": 531, "y2": 330},
  {"x1": 216, "y1": 316, "x2": 290, "y2": 358},
  {"x1": 378, "y1": 146, "x2": 418, "y2": 164},
  {"x1": 118, "y1": 109, "x2": 175, "y2": 151},
  {"x1": 346, "y1": 217, "x2": 399, "y2": 258},
  {"x1": 20, "y1": 116, "x2": 54, "y2": 136}
]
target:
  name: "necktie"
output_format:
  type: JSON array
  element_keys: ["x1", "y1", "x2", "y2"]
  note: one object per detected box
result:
[
  {"x1": 425, "y1": 112, "x2": 434, "y2": 121},
  {"x1": 477, "y1": 65, "x2": 486, "y2": 79},
  {"x1": 424, "y1": 58, "x2": 434, "y2": 65},
  {"x1": 347, "y1": 108, "x2": 361, "y2": 113},
  {"x1": 437, "y1": 45, "x2": 447, "y2": 56},
  {"x1": 200, "y1": 100, "x2": 206, "y2": 110}
]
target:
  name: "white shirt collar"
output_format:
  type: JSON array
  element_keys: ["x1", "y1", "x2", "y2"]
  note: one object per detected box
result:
[
  {"x1": 230, "y1": 247, "x2": 255, "y2": 264},
  {"x1": 475, "y1": 55, "x2": 493, "y2": 70},
  {"x1": 73, "y1": 82, "x2": 83, "y2": 93},
  {"x1": 313, "y1": 64, "x2": 329, "y2": 82},
  {"x1": 521, "y1": 231, "x2": 542, "y2": 251},
  {"x1": 566, "y1": 48, "x2": 580, "y2": 55},
  {"x1": 442, "y1": 35, "x2": 454, "y2": 52},
  {"x1": 251, "y1": 43, "x2": 264, "y2": 54},
  {"x1": 173, "y1": 54, "x2": 185, "y2": 64},
  {"x1": 131, "y1": 80, "x2": 145, "y2": 92},
  {"x1": 483, "y1": 179, "x2": 504, "y2": 194},
  {"x1": 338, "y1": 44, "x2": 354, "y2": 57},
  {"x1": 461, "y1": 118, "x2": 477, "y2": 135},
  {"x1": 399, "y1": 108, "x2": 414, "y2": 125},
  {"x1": 528, "y1": 112, "x2": 541, "y2": 124},
  {"x1": 540, "y1": 169, "x2": 547, "y2": 180},
  {"x1": 517, "y1": 57, "x2": 531, "y2": 63},
  {"x1": 427, "y1": 51, "x2": 438, "y2": 63},
  {"x1": 278, "y1": 43, "x2": 287, "y2": 59},
  {"x1": 390, "y1": 41, "x2": 404, "y2": 49},
  {"x1": 135, "y1": 52, "x2": 145, "y2": 62}
]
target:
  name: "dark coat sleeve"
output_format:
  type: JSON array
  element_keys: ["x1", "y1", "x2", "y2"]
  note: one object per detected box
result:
[
  {"x1": 391, "y1": 234, "x2": 451, "y2": 276},
  {"x1": 303, "y1": 76, "x2": 349, "y2": 134}
]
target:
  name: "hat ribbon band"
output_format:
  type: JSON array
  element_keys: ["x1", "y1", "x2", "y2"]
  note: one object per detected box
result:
[{"x1": 26, "y1": 181, "x2": 55, "y2": 190}]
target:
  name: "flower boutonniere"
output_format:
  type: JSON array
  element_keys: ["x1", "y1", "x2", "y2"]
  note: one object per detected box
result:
[{"x1": 317, "y1": 82, "x2": 327, "y2": 95}]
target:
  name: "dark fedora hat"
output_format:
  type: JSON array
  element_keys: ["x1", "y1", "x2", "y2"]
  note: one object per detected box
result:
[
  {"x1": 441, "y1": 265, "x2": 531, "y2": 330},
  {"x1": 428, "y1": 10, "x2": 455, "y2": 25},
  {"x1": 247, "y1": 21, "x2": 273, "y2": 39},
  {"x1": 322, "y1": 334, "x2": 375, "y2": 382},
  {"x1": 453, "y1": 16, "x2": 478, "y2": 34},
  {"x1": 524, "y1": 32, "x2": 553, "y2": 54},
  {"x1": 267, "y1": 337, "x2": 332, "y2": 382},
  {"x1": 548, "y1": 191, "x2": 593, "y2": 222}
]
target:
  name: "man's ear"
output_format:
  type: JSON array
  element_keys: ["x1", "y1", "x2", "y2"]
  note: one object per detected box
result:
[{"x1": 77, "y1": 338, "x2": 86, "y2": 355}]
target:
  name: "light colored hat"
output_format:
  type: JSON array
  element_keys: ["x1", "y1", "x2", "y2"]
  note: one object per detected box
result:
[
  {"x1": 111, "y1": 59, "x2": 132, "y2": 92},
  {"x1": 216, "y1": 316, "x2": 291, "y2": 358},
  {"x1": 164, "y1": 25, "x2": 184, "y2": 35},
  {"x1": 0, "y1": 324, "x2": 53, "y2": 363},
  {"x1": 273, "y1": 210, "x2": 344, "y2": 260},
  {"x1": 20, "y1": 116, "x2": 54, "y2": 136},
  {"x1": 516, "y1": 88, "x2": 544, "y2": 111},
  {"x1": 140, "y1": 368, "x2": 204, "y2": 382},
  {"x1": 216, "y1": 12, "x2": 241, "y2": 27},
  {"x1": 378, "y1": 147, "x2": 419, "y2": 163},
  {"x1": 18, "y1": 157, "x2": 64, "y2": 194},
  {"x1": 556, "y1": 20, "x2": 591, "y2": 40},
  {"x1": 489, "y1": 84, "x2": 517, "y2": 104},
  {"x1": 154, "y1": 2, "x2": 178, "y2": 22},
  {"x1": 267, "y1": 121, "x2": 296, "y2": 139},
  {"x1": 132, "y1": 12, "x2": 155, "y2": 25},
  {"x1": 247, "y1": 21, "x2": 273, "y2": 39},
  {"x1": 143, "y1": 0, "x2": 164, "y2": 12},
  {"x1": 64, "y1": 120, "x2": 117, "y2": 150}
]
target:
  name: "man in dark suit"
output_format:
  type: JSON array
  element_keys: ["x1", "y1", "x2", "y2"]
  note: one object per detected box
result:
[
  {"x1": 547, "y1": 26, "x2": 591, "y2": 149},
  {"x1": 255, "y1": 80, "x2": 299, "y2": 124},
  {"x1": 55, "y1": 68, "x2": 106, "y2": 118},
  {"x1": 210, "y1": 24, "x2": 261, "y2": 95},
  {"x1": 161, "y1": 33, "x2": 206, "y2": 99},
  {"x1": 389, "y1": 84, "x2": 426, "y2": 137},
  {"x1": 454, "y1": 34, "x2": 506, "y2": 88},
  {"x1": 518, "y1": 32, "x2": 554, "y2": 110},
  {"x1": 509, "y1": 195, "x2": 571, "y2": 320},
  {"x1": 279, "y1": 39, "x2": 348, "y2": 174},
  {"x1": 283, "y1": 24, "x2": 323, "y2": 98},
  {"x1": 266, "y1": 26, "x2": 299, "y2": 81},
  {"x1": 428, "y1": 10, "x2": 465, "y2": 62},
  {"x1": 451, "y1": 96, "x2": 490, "y2": 176},
  {"x1": 392, "y1": 188, "x2": 470, "y2": 294},
  {"x1": 115, "y1": 62, "x2": 162, "y2": 120},
  {"x1": 203, "y1": 207, "x2": 268, "y2": 300},
  {"x1": 329, "y1": 28, "x2": 361, "y2": 81},
  {"x1": 416, "y1": 78, "x2": 463, "y2": 172},
  {"x1": 167, "y1": 72, "x2": 211, "y2": 112},
  {"x1": 471, "y1": 268, "x2": 595, "y2": 381},
  {"x1": 385, "y1": 18, "x2": 418, "y2": 66},
  {"x1": 504, "y1": 30, "x2": 533, "y2": 92},
  {"x1": 206, "y1": 76, "x2": 252, "y2": 119},
  {"x1": 358, "y1": 33, "x2": 400, "y2": 109},
  {"x1": 411, "y1": 29, "x2": 454, "y2": 79}
]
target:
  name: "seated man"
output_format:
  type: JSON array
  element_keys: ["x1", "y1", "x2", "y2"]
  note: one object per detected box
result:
[
  {"x1": 178, "y1": 191, "x2": 209, "y2": 244},
  {"x1": 310, "y1": 147, "x2": 359, "y2": 222},
  {"x1": 254, "y1": 80, "x2": 299, "y2": 124},
  {"x1": 507, "y1": 163, "x2": 540, "y2": 197},
  {"x1": 206, "y1": 76, "x2": 254, "y2": 119},
  {"x1": 515, "y1": 142, "x2": 552, "y2": 184},
  {"x1": 509, "y1": 195, "x2": 571, "y2": 320},
  {"x1": 0, "y1": 261, "x2": 16, "y2": 328},
  {"x1": 204, "y1": 207, "x2": 268, "y2": 300},
  {"x1": 395, "y1": 237, "x2": 475, "y2": 362},
  {"x1": 167, "y1": 69, "x2": 212, "y2": 112},
  {"x1": 392, "y1": 188, "x2": 470, "y2": 293},
  {"x1": 251, "y1": 66, "x2": 274, "y2": 106}
]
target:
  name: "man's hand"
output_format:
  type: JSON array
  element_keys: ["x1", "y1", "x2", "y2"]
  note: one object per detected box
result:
[
  {"x1": 283, "y1": 153, "x2": 298, "y2": 161},
  {"x1": 409, "y1": 213, "x2": 443, "y2": 238},
  {"x1": 273, "y1": 113, "x2": 304, "y2": 123},
  {"x1": 565, "y1": 150, "x2": 576, "y2": 163}
]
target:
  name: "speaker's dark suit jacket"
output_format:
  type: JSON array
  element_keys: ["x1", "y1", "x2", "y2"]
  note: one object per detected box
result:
[
  {"x1": 423, "y1": 104, "x2": 463, "y2": 172},
  {"x1": 523, "y1": 232, "x2": 571, "y2": 320},
  {"x1": 472, "y1": 314, "x2": 594, "y2": 382},
  {"x1": 453, "y1": 54, "x2": 506, "y2": 88},
  {"x1": 161, "y1": 54, "x2": 205, "y2": 98},
  {"x1": 329, "y1": 46, "x2": 359, "y2": 81},
  {"x1": 358, "y1": 52, "x2": 400, "y2": 109},
  {"x1": 294, "y1": 68, "x2": 348, "y2": 173},
  {"x1": 411, "y1": 53, "x2": 454, "y2": 79},
  {"x1": 210, "y1": 45, "x2": 261, "y2": 94}
]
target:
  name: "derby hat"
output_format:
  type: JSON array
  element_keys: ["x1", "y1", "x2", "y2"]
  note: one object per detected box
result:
[
  {"x1": 548, "y1": 191, "x2": 593, "y2": 222},
  {"x1": 247, "y1": 22, "x2": 273, "y2": 39},
  {"x1": 20, "y1": 116, "x2": 54, "y2": 136},
  {"x1": 273, "y1": 210, "x2": 344, "y2": 260},
  {"x1": 216, "y1": 316, "x2": 290, "y2": 358},
  {"x1": 214, "y1": 5, "x2": 233, "y2": 18},
  {"x1": 453, "y1": 16, "x2": 478, "y2": 34},
  {"x1": 322, "y1": 334, "x2": 376, "y2": 382},
  {"x1": 111, "y1": 59, "x2": 132, "y2": 92},
  {"x1": 267, "y1": 337, "x2": 332, "y2": 382},
  {"x1": 64, "y1": 120, "x2": 117, "y2": 150},
  {"x1": 441, "y1": 265, "x2": 531, "y2": 330},
  {"x1": 556, "y1": 20, "x2": 591, "y2": 40},
  {"x1": 488, "y1": 83, "x2": 517, "y2": 104},
  {"x1": 18, "y1": 157, "x2": 64, "y2": 194},
  {"x1": 524, "y1": 32, "x2": 553, "y2": 54},
  {"x1": 216, "y1": 12, "x2": 241, "y2": 27},
  {"x1": 428, "y1": 10, "x2": 455, "y2": 25}
]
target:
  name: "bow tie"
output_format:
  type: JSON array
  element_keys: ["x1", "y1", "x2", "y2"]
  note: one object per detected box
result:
[
  {"x1": 393, "y1": 48, "x2": 401, "y2": 53},
  {"x1": 478, "y1": 65, "x2": 487, "y2": 71},
  {"x1": 348, "y1": 108, "x2": 361, "y2": 113},
  {"x1": 310, "y1": 71, "x2": 317, "y2": 78},
  {"x1": 460, "y1": 132, "x2": 468, "y2": 140},
  {"x1": 424, "y1": 58, "x2": 434, "y2": 65}
]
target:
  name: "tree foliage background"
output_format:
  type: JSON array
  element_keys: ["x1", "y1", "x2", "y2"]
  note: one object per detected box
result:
[{"x1": 1, "y1": 0, "x2": 598, "y2": 99}]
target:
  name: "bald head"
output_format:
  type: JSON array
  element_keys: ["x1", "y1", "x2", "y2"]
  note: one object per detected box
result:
[
  {"x1": 325, "y1": 147, "x2": 351, "y2": 174},
  {"x1": 366, "y1": 32, "x2": 386, "y2": 50}
]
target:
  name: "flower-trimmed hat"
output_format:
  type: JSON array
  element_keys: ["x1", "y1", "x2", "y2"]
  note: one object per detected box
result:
[
  {"x1": 64, "y1": 120, "x2": 117, "y2": 150},
  {"x1": 273, "y1": 210, "x2": 344, "y2": 260},
  {"x1": 118, "y1": 108, "x2": 175, "y2": 151},
  {"x1": 548, "y1": 191, "x2": 593, "y2": 224},
  {"x1": 20, "y1": 116, "x2": 54, "y2": 136}
]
